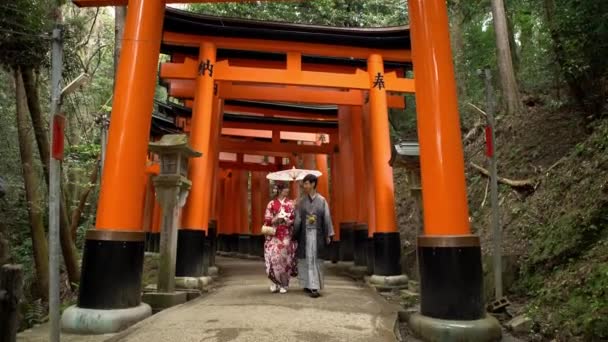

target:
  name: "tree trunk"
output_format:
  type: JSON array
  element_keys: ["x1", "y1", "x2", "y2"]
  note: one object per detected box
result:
[
  {"x1": 0, "y1": 221, "x2": 9, "y2": 266},
  {"x1": 450, "y1": 0, "x2": 467, "y2": 97},
  {"x1": 59, "y1": 193, "x2": 80, "y2": 287},
  {"x1": 70, "y1": 159, "x2": 100, "y2": 241},
  {"x1": 14, "y1": 67, "x2": 49, "y2": 301},
  {"x1": 20, "y1": 67, "x2": 50, "y2": 185},
  {"x1": 507, "y1": 8, "x2": 519, "y2": 73},
  {"x1": 114, "y1": 6, "x2": 126, "y2": 79},
  {"x1": 21, "y1": 66, "x2": 81, "y2": 288},
  {"x1": 0, "y1": 176, "x2": 8, "y2": 265},
  {"x1": 491, "y1": 0, "x2": 521, "y2": 115}
]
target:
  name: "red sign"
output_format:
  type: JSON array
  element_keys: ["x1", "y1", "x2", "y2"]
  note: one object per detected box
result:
[
  {"x1": 52, "y1": 114, "x2": 65, "y2": 160},
  {"x1": 485, "y1": 126, "x2": 494, "y2": 158}
]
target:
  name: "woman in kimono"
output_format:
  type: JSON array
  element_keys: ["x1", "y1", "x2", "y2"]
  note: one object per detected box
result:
[{"x1": 263, "y1": 181, "x2": 298, "y2": 294}]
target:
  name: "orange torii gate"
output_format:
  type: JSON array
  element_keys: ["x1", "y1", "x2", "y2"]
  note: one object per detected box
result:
[
  {"x1": 145, "y1": 113, "x2": 294, "y2": 254},
  {"x1": 157, "y1": 17, "x2": 410, "y2": 280},
  {"x1": 154, "y1": 99, "x2": 334, "y2": 259},
  {"x1": 159, "y1": 38, "x2": 393, "y2": 255},
  {"x1": 160, "y1": 75, "x2": 357, "y2": 261},
  {"x1": 160, "y1": 56, "x2": 383, "y2": 264},
  {"x1": 64, "y1": 1, "x2": 500, "y2": 341},
  {"x1": 164, "y1": 98, "x2": 334, "y2": 270},
  {"x1": 162, "y1": 83, "x2": 370, "y2": 265}
]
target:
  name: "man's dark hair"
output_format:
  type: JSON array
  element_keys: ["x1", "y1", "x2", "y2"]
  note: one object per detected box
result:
[{"x1": 302, "y1": 174, "x2": 318, "y2": 188}]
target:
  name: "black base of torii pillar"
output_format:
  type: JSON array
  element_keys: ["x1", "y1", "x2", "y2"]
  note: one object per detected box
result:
[
  {"x1": 338, "y1": 222, "x2": 355, "y2": 262},
  {"x1": 62, "y1": 230, "x2": 151, "y2": 334},
  {"x1": 369, "y1": 231, "x2": 408, "y2": 289},
  {"x1": 208, "y1": 220, "x2": 218, "y2": 274},
  {"x1": 408, "y1": 236, "x2": 502, "y2": 341},
  {"x1": 174, "y1": 227, "x2": 216, "y2": 289},
  {"x1": 175, "y1": 229, "x2": 206, "y2": 276}
]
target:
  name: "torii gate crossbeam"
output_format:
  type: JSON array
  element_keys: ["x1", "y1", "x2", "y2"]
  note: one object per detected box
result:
[
  {"x1": 164, "y1": 81, "x2": 406, "y2": 108},
  {"x1": 161, "y1": 57, "x2": 415, "y2": 92}
]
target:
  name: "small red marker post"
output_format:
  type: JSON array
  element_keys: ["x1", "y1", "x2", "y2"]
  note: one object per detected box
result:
[
  {"x1": 51, "y1": 114, "x2": 65, "y2": 161},
  {"x1": 485, "y1": 126, "x2": 494, "y2": 158},
  {"x1": 481, "y1": 68, "x2": 504, "y2": 304}
]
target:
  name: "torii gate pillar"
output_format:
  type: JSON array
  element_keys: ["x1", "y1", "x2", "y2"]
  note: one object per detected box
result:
[
  {"x1": 366, "y1": 54, "x2": 408, "y2": 289},
  {"x1": 176, "y1": 42, "x2": 218, "y2": 284},
  {"x1": 406, "y1": 0, "x2": 501, "y2": 340},
  {"x1": 224, "y1": 170, "x2": 238, "y2": 254},
  {"x1": 349, "y1": 106, "x2": 370, "y2": 273},
  {"x1": 337, "y1": 107, "x2": 356, "y2": 263},
  {"x1": 62, "y1": 0, "x2": 164, "y2": 334},
  {"x1": 217, "y1": 173, "x2": 229, "y2": 253},
  {"x1": 235, "y1": 170, "x2": 251, "y2": 257},
  {"x1": 250, "y1": 171, "x2": 267, "y2": 257}
]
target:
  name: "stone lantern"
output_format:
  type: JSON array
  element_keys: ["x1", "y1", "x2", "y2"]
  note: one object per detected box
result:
[
  {"x1": 389, "y1": 141, "x2": 423, "y2": 233},
  {"x1": 143, "y1": 134, "x2": 201, "y2": 311},
  {"x1": 390, "y1": 141, "x2": 422, "y2": 227},
  {"x1": 389, "y1": 141, "x2": 422, "y2": 281}
]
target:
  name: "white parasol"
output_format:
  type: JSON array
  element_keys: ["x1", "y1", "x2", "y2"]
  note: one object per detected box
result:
[{"x1": 266, "y1": 166, "x2": 322, "y2": 182}]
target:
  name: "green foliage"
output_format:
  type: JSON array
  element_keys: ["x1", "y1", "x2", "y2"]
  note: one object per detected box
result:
[
  {"x1": 526, "y1": 205, "x2": 608, "y2": 270},
  {"x1": 546, "y1": 0, "x2": 608, "y2": 112},
  {"x1": 20, "y1": 298, "x2": 45, "y2": 330},
  {"x1": 65, "y1": 143, "x2": 100, "y2": 163},
  {"x1": 389, "y1": 94, "x2": 417, "y2": 141},
  {"x1": 61, "y1": 7, "x2": 115, "y2": 147},
  {"x1": 189, "y1": 0, "x2": 407, "y2": 27},
  {"x1": 509, "y1": 0, "x2": 554, "y2": 93},
  {"x1": 460, "y1": 13, "x2": 498, "y2": 105},
  {"x1": 524, "y1": 251, "x2": 608, "y2": 339},
  {"x1": 0, "y1": 69, "x2": 35, "y2": 271},
  {"x1": 0, "y1": 1, "x2": 52, "y2": 68},
  {"x1": 451, "y1": 0, "x2": 607, "y2": 120}
]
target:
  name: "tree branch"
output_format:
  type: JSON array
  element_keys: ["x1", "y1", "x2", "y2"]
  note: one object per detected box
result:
[
  {"x1": 481, "y1": 178, "x2": 490, "y2": 208},
  {"x1": 467, "y1": 102, "x2": 488, "y2": 117},
  {"x1": 470, "y1": 162, "x2": 536, "y2": 190},
  {"x1": 84, "y1": 44, "x2": 108, "y2": 73},
  {"x1": 463, "y1": 118, "x2": 484, "y2": 143},
  {"x1": 75, "y1": 8, "x2": 100, "y2": 50}
]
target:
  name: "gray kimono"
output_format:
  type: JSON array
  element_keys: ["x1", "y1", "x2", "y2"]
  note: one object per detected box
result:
[{"x1": 293, "y1": 193, "x2": 334, "y2": 290}]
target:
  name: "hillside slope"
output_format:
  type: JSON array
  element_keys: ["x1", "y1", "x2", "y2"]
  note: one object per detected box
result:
[{"x1": 396, "y1": 104, "x2": 608, "y2": 340}]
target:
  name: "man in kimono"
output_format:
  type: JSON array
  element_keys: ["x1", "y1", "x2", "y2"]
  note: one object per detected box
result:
[{"x1": 293, "y1": 174, "x2": 334, "y2": 298}]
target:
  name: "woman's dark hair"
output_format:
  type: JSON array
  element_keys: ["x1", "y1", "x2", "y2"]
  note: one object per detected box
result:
[
  {"x1": 275, "y1": 181, "x2": 289, "y2": 191},
  {"x1": 302, "y1": 174, "x2": 318, "y2": 188},
  {"x1": 273, "y1": 181, "x2": 289, "y2": 199}
]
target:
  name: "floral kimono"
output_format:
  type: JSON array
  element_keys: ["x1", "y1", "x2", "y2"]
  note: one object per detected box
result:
[{"x1": 263, "y1": 197, "x2": 298, "y2": 287}]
